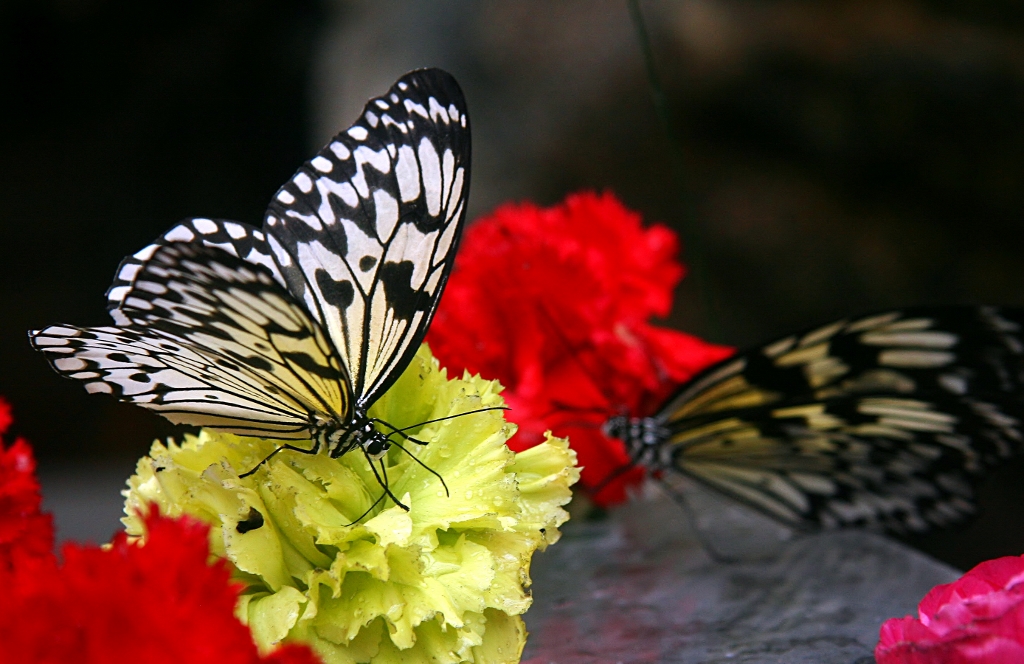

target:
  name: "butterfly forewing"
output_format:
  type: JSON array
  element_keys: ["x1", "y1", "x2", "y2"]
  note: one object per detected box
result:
[
  {"x1": 32, "y1": 242, "x2": 351, "y2": 437},
  {"x1": 263, "y1": 68, "x2": 470, "y2": 406},
  {"x1": 657, "y1": 306, "x2": 1024, "y2": 424},
  {"x1": 667, "y1": 393, "x2": 1023, "y2": 533}
]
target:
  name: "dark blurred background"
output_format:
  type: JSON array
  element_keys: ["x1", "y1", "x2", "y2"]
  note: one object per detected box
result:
[{"x1": 3, "y1": 0, "x2": 1024, "y2": 568}]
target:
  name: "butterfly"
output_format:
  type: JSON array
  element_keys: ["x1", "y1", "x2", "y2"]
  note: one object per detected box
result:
[
  {"x1": 600, "y1": 306, "x2": 1024, "y2": 534},
  {"x1": 30, "y1": 68, "x2": 474, "y2": 499}
]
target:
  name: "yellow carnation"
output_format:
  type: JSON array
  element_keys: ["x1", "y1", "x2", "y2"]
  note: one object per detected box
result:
[{"x1": 122, "y1": 345, "x2": 579, "y2": 664}]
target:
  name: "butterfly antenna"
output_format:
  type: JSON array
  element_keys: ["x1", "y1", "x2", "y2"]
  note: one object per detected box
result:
[
  {"x1": 374, "y1": 406, "x2": 510, "y2": 436},
  {"x1": 542, "y1": 401, "x2": 610, "y2": 418},
  {"x1": 627, "y1": 0, "x2": 719, "y2": 339},
  {"x1": 239, "y1": 441, "x2": 320, "y2": 479},
  {"x1": 388, "y1": 439, "x2": 450, "y2": 497},
  {"x1": 562, "y1": 420, "x2": 604, "y2": 429},
  {"x1": 343, "y1": 489, "x2": 388, "y2": 527}
]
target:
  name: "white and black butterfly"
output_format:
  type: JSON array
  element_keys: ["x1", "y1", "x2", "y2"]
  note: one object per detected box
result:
[
  {"x1": 30, "y1": 69, "x2": 474, "y2": 498},
  {"x1": 602, "y1": 307, "x2": 1024, "y2": 534}
]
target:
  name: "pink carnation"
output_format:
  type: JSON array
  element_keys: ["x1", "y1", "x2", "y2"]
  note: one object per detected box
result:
[{"x1": 877, "y1": 555, "x2": 1024, "y2": 663}]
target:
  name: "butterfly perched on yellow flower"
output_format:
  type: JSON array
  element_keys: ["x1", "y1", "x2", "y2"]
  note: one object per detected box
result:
[{"x1": 31, "y1": 69, "x2": 473, "y2": 500}]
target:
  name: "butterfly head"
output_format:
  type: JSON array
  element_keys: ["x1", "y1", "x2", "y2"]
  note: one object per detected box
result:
[
  {"x1": 602, "y1": 415, "x2": 666, "y2": 464},
  {"x1": 601, "y1": 415, "x2": 631, "y2": 443},
  {"x1": 360, "y1": 425, "x2": 393, "y2": 460}
]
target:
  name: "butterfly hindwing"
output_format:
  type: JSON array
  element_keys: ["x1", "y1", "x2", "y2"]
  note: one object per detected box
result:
[
  {"x1": 106, "y1": 217, "x2": 284, "y2": 325},
  {"x1": 667, "y1": 393, "x2": 1023, "y2": 533},
  {"x1": 32, "y1": 242, "x2": 350, "y2": 437},
  {"x1": 263, "y1": 68, "x2": 470, "y2": 406},
  {"x1": 29, "y1": 325, "x2": 314, "y2": 437}
]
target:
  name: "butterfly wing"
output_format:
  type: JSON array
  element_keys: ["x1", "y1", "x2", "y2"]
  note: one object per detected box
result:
[
  {"x1": 657, "y1": 306, "x2": 1024, "y2": 423},
  {"x1": 263, "y1": 68, "x2": 470, "y2": 406},
  {"x1": 31, "y1": 242, "x2": 350, "y2": 438},
  {"x1": 105, "y1": 217, "x2": 285, "y2": 325},
  {"x1": 665, "y1": 393, "x2": 1023, "y2": 532},
  {"x1": 644, "y1": 306, "x2": 1024, "y2": 533}
]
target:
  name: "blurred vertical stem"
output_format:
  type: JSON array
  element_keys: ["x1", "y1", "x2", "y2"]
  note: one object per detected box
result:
[{"x1": 627, "y1": 0, "x2": 719, "y2": 340}]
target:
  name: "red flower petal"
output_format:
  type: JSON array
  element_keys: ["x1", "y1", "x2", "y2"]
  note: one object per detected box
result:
[
  {"x1": 0, "y1": 401, "x2": 55, "y2": 579},
  {"x1": 0, "y1": 397, "x2": 12, "y2": 435},
  {"x1": 0, "y1": 400, "x2": 318, "y2": 662},
  {"x1": 877, "y1": 554, "x2": 1024, "y2": 663},
  {"x1": 428, "y1": 191, "x2": 732, "y2": 505},
  {"x1": 0, "y1": 510, "x2": 322, "y2": 664}
]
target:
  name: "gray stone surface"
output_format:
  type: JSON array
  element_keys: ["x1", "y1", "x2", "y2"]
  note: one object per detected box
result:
[{"x1": 523, "y1": 492, "x2": 959, "y2": 664}]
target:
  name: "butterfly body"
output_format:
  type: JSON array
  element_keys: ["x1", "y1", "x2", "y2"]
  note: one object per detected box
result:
[
  {"x1": 31, "y1": 69, "x2": 471, "y2": 481},
  {"x1": 311, "y1": 409, "x2": 388, "y2": 459},
  {"x1": 603, "y1": 306, "x2": 1024, "y2": 534}
]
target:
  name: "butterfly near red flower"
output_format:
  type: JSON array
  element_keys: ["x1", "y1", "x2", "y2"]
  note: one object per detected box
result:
[
  {"x1": 426, "y1": 191, "x2": 734, "y2": 505},
  {"x1": 428, "y1": 191, "x2": 1024, "y2": 536}
]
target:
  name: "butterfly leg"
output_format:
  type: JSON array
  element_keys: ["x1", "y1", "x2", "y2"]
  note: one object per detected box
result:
[
  {"x1": 343, "y1": 490, "x2": 389, "y2": 527},
  {"x1": 360, "y1": 446, "x2": 410, "y2": 512},
  {"x1": 238, "y1": 440, "x2": 321, "y2": 479},
  {"x1": 654, "y1": 477, "x2": 748, "y2": 564}
]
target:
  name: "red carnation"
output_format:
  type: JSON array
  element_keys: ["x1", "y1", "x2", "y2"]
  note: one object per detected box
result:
[
  {"x1": 428, "y1": 191, "x2": 732, "y2": 505},
  {"x1": 0, "y1": 510, "x2": 320, "y2": 664},
  {"x1": 0, "y1": 397, "x2": 54, "y2": 579},
  {"x1": 0, "y1": 398, "x2": 319, "y2": 664},
  {"x1": 876, "y1": 554, "x2": 1024, "y2": 663},
  {"x1": 0, "y1": 397, "x2": 12, "y2": 434}
]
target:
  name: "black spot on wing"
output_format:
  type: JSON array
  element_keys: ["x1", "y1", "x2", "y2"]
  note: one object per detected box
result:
[
  {"x1": 281, "y1": 351, "x2": 345, "y2": 380},
  {"x1": 315, "y1": 268, "x2": 355, "y2": 311},
  {"x1": 736, "y1": 353, "x2": 812, "y2": 395},
  {"x1": 359, "y1": 255, "x2": 377, "y2": 272},
  {"x1": 377, "y1": 260, "x2": 425, "y2": 321},
  {"x1": 236, "y1": 354, "x2": 274, "y2": 372}
]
